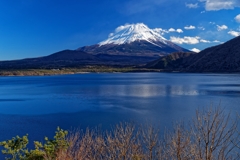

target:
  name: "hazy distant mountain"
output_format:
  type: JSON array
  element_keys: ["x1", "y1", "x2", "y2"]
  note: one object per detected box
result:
[
  {"x1": 147, "y1": 36, "x2": 240, "y2": 72},
  {"x1": 78, "y1": 23, "x2": 189, "y2": 57}
]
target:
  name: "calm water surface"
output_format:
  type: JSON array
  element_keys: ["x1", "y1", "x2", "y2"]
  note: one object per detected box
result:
[{"x1": 0, "y1": 73, "x2": 240, "y2": 143}]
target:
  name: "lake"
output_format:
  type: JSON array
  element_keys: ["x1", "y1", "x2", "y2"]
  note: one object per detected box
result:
[{"x1": 0, "y1": 73, "x2": 240, "y2": 144}]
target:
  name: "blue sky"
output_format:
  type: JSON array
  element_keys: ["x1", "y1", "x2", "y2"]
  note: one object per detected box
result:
[{"x1": 0, "y1": 0, "x2": 240, "y2": 60}]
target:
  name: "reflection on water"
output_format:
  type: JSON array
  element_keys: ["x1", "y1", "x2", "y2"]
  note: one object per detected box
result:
[
  {"x1": 0, "y1": 73, "x2": 240, "y2": 114},
  {"x1": 0, "y1": 73, "x2": 240, "y2": 145},
  {"x1": 98, "y1": 84, "x2": 199, "y2": 97}
]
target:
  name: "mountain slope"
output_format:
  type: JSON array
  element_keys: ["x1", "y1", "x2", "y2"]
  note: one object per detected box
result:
[
  {"x1": 184, "y1": 36, "x2": 240, "y2": 72},
  {"x1": 146, "y1": 52, "x2": 196, "y2": 69},
  {"x1": 99, "y1": 23, "x2": 168, "y2": 45},
  {"x1": 0, "y1": 50, "x2": 101, "y2": 69},
  {"x1": 0, "y1": 49, "x2": 157, "y2": 69},
  {"x1": 78, "y1": 23, "x2": 189, "y2": 57},
  {"x1": 42, "y1": 50, "x2": 99, "y2": 61},
  {"x1": 147, "y1": 36, "x2": 240, "y2": 72}
]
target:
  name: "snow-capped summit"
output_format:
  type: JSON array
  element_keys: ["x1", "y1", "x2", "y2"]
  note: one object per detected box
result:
[
  {"x1": 78, "y1": 23, "x2": 189, "y2": 58},
  {"x1": 99, "y1": 23, "x2": 168, "y2": 46}
]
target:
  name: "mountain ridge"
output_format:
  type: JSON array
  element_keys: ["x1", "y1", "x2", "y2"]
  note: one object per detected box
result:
[{"x1": 147, "y1": 36, "x2": 240, "y2": 72}]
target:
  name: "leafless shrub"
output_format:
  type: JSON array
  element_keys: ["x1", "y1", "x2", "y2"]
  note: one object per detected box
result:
[
  {"x1": 105, "y1": 122, "x2": 142, "y2": 160},
  {"x1": 191, "y1": 107, "x2": 238, "y2": 160},
  {"x1": 140, "y1": 124, "x2": 160, "y2": 160},
  {"x1": 163, "y1": 123, "x2": 195, "y2": 160},
  {"x1": 53, "y1": 107, "x2": 238, "y2": 160}
]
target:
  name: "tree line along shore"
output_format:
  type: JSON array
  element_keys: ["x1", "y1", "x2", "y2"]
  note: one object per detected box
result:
[{"x1": 0, "y1": 67, "x2": 162, "y2": 76}]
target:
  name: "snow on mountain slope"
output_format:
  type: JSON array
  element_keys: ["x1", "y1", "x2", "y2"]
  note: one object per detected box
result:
[
  {"x1": 99, "y1": 23, "x2": 168, "y2": 47},
  {"x1": 78, "y1": 23, "x2": 189, "y2": 58}
]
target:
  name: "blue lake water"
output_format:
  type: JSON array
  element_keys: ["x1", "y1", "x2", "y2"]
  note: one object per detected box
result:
[{"x1": 0, "y1": 73, "x2": 240, "y2": 144}]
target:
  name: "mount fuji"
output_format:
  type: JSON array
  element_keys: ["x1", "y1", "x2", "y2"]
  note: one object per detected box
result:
[
  {"x1": 0, "y1": 23, "x2": 190, "y2": 69},
  {"x1": 78, "y1": 23, "x2": 189, "y2": 57}
]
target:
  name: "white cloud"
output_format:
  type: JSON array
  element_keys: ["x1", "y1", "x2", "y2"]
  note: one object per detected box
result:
[
  {"x1": 109, "y1": 33, "x2": 114, "y2": 37},
  {"x1": 199, "y1": 39, "x2": 222, "y2": 43},
  {"x1": 167, "y1": 28, "x2": 183, "y2": 33},
  {"x1": 170, "y1": 36, "x2": 200, "y2": 44},
  {"x1": 200, "y1": 0, "x2": 240, "y2": 11},
  {"x1": 153, "y1": 28, "x2": 168, "y2": 35},
  {"x1": 198, "y1": 26, "x2": 205, "y2": 30},
  {"x1": 235, "y1": 14, "x2": 240, "y2": 23},
  {"x1": 153, "y1": 28, "x2": 164, "y2": 32},
  {"x1": 200, "y1": 39, "x2": 211, "y2": 43},
  {"x1": 191, "y1": 48, "x2": 201, "y2": 53},
  {"x1": 115, "y1": 25, "x2": 128, "y2": 32},
  {"x1": 228, "y1": 30, "x2": 240, "y2": 37},
  {"x1": 186, "y1": 3, "x2": 199, "y2": 8},
  {"x1": 176, "y1": 29, "x2": 183, "y2": 33},
  {"x1": 168, "y1": 28, "x2": 175, "y2": 32},
  {"x1": 209, "y1": 21, "x2": 216, "y2": 25},
  {"x1": 184, "y1": 25, "x2": 196, "y2": 30},
  {"x1": 217, "y1": 25, "x2": 228, "y2": 31},
  {"x1": 170, "y1": 35, "x2": 222, "y2": 45},
  {"x1": 154, "y1": 27, "x2": 183, "y2": 35},
  {"x1": 213, "y1": 40, "x2": 221, "y2": 43}
]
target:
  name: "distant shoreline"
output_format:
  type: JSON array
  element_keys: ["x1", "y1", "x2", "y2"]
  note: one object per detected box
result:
[
  {"x1": 1, "y1": 67, "x2": 239, "y2": 77},
  {"x1": 0, "y1": 67, "x2": 164, "y2": 76}
]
